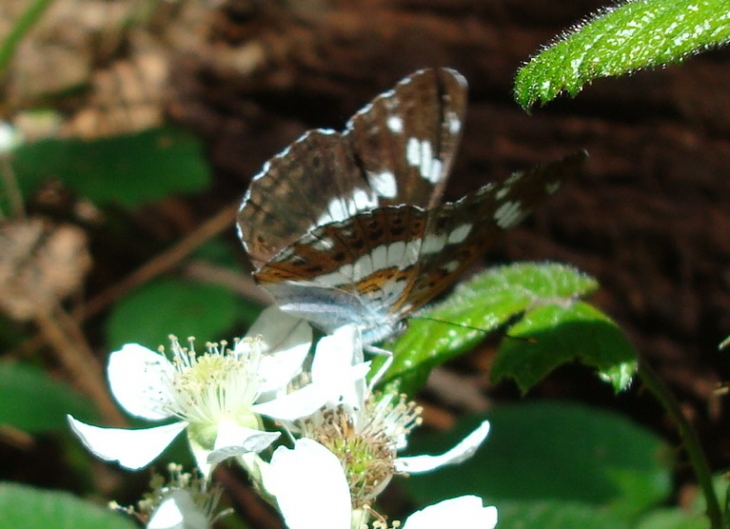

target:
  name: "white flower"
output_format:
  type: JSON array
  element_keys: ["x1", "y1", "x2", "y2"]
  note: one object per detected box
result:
[
  {"x1": 118, "y1": 463, "x2": 225, "y2": 529},
  {"x1": 147, "y1": 490, "x2": 210, "y2": 529},
  {"x1": 264, "y1": 439, "x2": 497, "y2": 529},
  {"x1": 0, "y1": 121, "x2": 23, "y2": 154},
  {"x1": 286, "y1": 324, "x2": 492, "y2": 506},
  {"x1": 253, "y1": 324, "x2": 371, "y2": 422},
  {"x1": 68, "y1": 307, "x2": 312, "y2": 477},
  {"x1": 402, "y1": 495, "x2": 498, "y2": 529}
]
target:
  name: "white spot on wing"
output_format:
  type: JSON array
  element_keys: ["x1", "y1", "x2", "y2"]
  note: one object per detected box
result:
[
  {"x1": 319, "y1": 198, "x2": 348, "y2": 224},
  {"x1": 421, "y1": 233, "x2": 446, "y2": 254},
  {"x1": 427, "y1": 158, "x2": 443, "y2": 184},
  {"x1": 313, "y1": 264, "x2": 354, "y2": 287},
  {"x1": 419, "y1": 140, "x2": 433, "y2": 181},
  {"x1": 369, "y1": 245, "x2": 387, "y2": 271},
  {"x1": 406, "y1": 137, "x2": 420, "y2": 167},
  {"x1": 369, "y1": 171, "x2": 398, "y2": 198},
  {"x1": 545, "y1": 181, "x2": 561, "y2": 194},
  {"x1": 386, "y1": 241, "x2": 406, "y2": 267},
  {"x1": 447, "y1": 224, "x2": 471, "y2": 244},
  {"x1": 352, "y1": 188, "x2": 376, "y2": 210},
  {"x1": 495, "y1": 187, "x2": 509, "y2": 200},
  {"x1": 494, "y1": 200, "x2": 524, "y2": 229},
  {"x1": 349, "y1": 252, "x2": 371, "y2": 282},
  {"x1": 311, "y1": 237, "x2": 335, "y2": 251},
  {"x1": 404, "y1": 239, "x2": 421, "y2": 263},
  {"x1": 504, "y1": 172, "x2": 524, "y2": 186},
  {"x1": 442, "y1": 260, "x2": 460, "y2": 273},
  {"x1": 447, "y1": 112, "x2": 461, "y2": 134},
  {"x1": 387, "y1": 115, "x2": 403, "y2": 133},
  {"x1": 406, "y1": 138, "x2": 443, "y2": 184}
]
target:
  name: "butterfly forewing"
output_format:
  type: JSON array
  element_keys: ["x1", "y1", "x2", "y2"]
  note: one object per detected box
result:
[{"x1": 346, "y1": 68, "x2": 467, "y2": 209}]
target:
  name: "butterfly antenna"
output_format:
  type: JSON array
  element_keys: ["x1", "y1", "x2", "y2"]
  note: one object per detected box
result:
[
  {"x1": 410, "y1": 314, "x2": 536, "y2": 343},
  {"x1": 409, "y1": 316, "x2": 490, "y2": 334}
]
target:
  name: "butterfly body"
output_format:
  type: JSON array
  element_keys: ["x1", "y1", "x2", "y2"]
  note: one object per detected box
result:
[{"x1": 238, "y1": 68, "x2": 585, "y2": 344}]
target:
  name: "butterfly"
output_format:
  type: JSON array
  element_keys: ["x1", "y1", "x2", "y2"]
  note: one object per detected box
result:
[{"x1": 237, "y1": 68, "x2": 586, "y2": 345}]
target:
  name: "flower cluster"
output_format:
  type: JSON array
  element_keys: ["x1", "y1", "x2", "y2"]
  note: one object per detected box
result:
[{"x1": 68, "y1": 307, "x2": 497, "y2": 529}]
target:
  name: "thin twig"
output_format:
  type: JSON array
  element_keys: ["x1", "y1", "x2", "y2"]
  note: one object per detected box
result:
[
  {"x1": 638, "y1": 361, "x2": 723, "y2": 529},
  {"x1": 36, "y1": 304, "x2": 125, "y2": 426},
  {"x1": 0, "y1": 0, "x2": 55, "y2": 79},
  {"x1": 79, "y1": 200, "x2": 240, "y2": 319}
]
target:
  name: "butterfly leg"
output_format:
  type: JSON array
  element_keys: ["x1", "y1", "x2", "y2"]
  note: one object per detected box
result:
[{"x1": 363, "y1": 344, "x2": 393, "y2": 388}]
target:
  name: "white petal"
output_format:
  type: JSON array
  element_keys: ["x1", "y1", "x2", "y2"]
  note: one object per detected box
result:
[
  {"x1": 244, "y1": 306, "x2": 312, "y2": 392},
  {"x1": 264, "y1": 439, "x2": 351, "y2": 529},
  {"x1": 188, "y1": 438, "x2": 214, "y2": 480},
  {"x1": 148, "y1": 490, "x2": 209, "y2": 529},
  {"x1": 107, "y1": 344, "x2": 175, "y2": 421},
  {"x1": 206, "y1": 421, "x2": 280, "y2": 466},
  {"x1": 67, "y1": 415, "x2": 186, "y2": 469},
  {"x1": 403, "y1": 496, "x2": 497, "y2": 529},
  {"x1": 253, "y1": 361, "x2": 370, "y2": 422},
  {"x1": 312, "y1": 325, "x2": 369, "y2": 409},
  {"x1": 312, "y1": 324, "x2": 364, "y2": 381},
  {"x1": 395, "y1": 421, "x2": 490, "y2": 474}
]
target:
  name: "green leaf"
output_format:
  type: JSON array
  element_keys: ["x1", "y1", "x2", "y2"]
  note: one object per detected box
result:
[
  {"x1": 492, "y1": 301, "x2": 638, "y2": 392},
  {"x1": 0, "y1": 362, "x2": 98, "y2": 432},
  {"x1": 403, "y1": 402, "x2": 672, "y2": 517},
  {"x1": 494, "y1": 500, "x2": 631, "y2": 529},
  {"x1": 515, "y1": 0, "x2": 730, "y2": 108},
  {"x1": 105, "y1": 278, "x2": 241, "y2": 350},
  {"x1": 382, "y1": 263, "x2": 599, "y2": 392},
  {"x1": 0, "y1": 483, "x2": 137, "y2": 529},
  {"x1": 636, "y1": 508, "x2": 710, "y2": 529},
  {"x1": 12, "y1": 126, "x2": 211, "y2": 208}
]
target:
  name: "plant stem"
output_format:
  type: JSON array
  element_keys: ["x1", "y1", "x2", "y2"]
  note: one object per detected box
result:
[
  {"x1": 638, "y1": 360, "x2": 723, "y2": 528},
  {"x1": 0, "y1": 0, "x2": 55, "y2": 79}
]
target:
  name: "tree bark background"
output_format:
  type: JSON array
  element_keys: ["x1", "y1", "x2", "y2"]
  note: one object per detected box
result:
[{"x1": 170, "y1": 0, "x2": 730, "y2": 467}]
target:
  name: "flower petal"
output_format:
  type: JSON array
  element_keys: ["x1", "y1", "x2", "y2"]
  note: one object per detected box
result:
[
  {"x1": 108, "y1": 343, "x2": 175, "y2": 420},
  {"x1": 253, "y1": 361, "x2": 370, "y2": 422},
  {"x1": 403, "y1": 496, "x2": 497, "y2": 529},
  {"x1": 147, "y1": 490, "x2": 209, "y2": 529},
  {"x1": 312, "y1": 324, "x2": 364, "y2": 381},
  {"x1": 67, "y1": 415, "x2": 186, "y2": 469},
  {"x1": 206, "y1": 421, "x2": 280, "y2": 466},
  {"x1": 311, "y1": 324, "x2": 370, "y2": 409},
  {"x1": 264, "y1": 439, "x2": 351, "y2": 529},
  {"x1": 244, "y1": 306, "x2": 312, "y2": 392},
  {"x1": 395, "y1": 420, "x2": 490, "y2": 474}
]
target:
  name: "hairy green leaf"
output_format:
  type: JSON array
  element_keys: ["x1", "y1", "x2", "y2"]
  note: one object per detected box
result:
[{"x1": 515, "y1": 0, "x2": 730, "y2": 108}]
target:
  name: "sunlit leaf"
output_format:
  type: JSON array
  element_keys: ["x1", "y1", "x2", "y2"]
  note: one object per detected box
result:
[
  {"x1": 515, "y1": 0, "x2": 730, "y2": 108},
  {"x1": 383, "y1": 263, "x2": 599, "y2": 392},
  {"x1": 492, "y1": 301, "x2": 638, "y2": 392}
]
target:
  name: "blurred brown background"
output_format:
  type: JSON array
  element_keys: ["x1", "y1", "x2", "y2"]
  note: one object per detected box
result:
[{"x1": 4, "y1": 0, "x2": 730, "y2": 484}]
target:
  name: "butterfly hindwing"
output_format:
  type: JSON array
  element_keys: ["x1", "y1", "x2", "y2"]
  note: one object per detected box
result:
[{"x1": 398, "y1": 151, "x2": 588, "y2": 315}]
